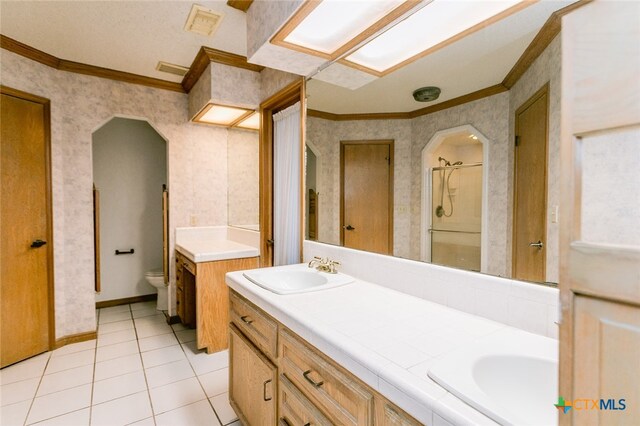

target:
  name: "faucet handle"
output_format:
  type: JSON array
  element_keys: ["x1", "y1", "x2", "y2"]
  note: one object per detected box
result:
[{"x1": 328, "y1": 260, "x2": 340, "y2": 273}]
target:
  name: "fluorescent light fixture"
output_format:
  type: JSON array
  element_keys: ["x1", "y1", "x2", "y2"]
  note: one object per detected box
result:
[
  {"x1": 235, "y1": 112, "x2": 260, "y2": 130},
  {"x1": 345, "y1": 0, "x2": 534, "y2": 74},
  {"x1": 272, "y1": 0, "x2": 418, "y2": 59},
  {"x1": 193, "y1": 104, "x2": 253, "y2": 126}
]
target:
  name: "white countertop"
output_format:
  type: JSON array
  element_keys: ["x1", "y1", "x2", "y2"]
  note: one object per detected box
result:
[
  {"x1": 226, "y1": 264, "x2": 555, "y2": 425},
  {"x1": 176, "y1": 239, "x2": 259, "y2": 263}
]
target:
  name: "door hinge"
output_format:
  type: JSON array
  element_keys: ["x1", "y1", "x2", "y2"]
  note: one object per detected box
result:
[{"x1": 515, "y1": 135, "x2": 520, "y2": 147}]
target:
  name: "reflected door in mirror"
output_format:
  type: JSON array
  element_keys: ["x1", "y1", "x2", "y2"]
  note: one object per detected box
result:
[
  {"x1": 513, "y1": 85, "x2": 548, "y2": 282},
  {"x1": 341, "y1": 140, "x2": 393, "y2": 255}
]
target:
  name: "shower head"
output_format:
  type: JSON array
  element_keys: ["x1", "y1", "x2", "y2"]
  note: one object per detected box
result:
[
  {"x1": 438, "y1": 156, "x2": 451, "y2": 166},
  {"x1": 452, "y1": 161, "x2": 463, "y2": 166}
]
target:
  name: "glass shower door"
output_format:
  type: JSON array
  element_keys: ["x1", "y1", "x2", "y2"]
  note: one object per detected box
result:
[{"x1": 430, "y1": 164, "x2": 482, "y2": 271}]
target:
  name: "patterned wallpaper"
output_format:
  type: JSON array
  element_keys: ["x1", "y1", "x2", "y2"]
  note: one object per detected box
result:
[
  {"x1": 1, "y1": 49, "x2": 230, "y2": 337},
  {"x1": 228, "y1": 129, "x2": 260, "y2": 227}
]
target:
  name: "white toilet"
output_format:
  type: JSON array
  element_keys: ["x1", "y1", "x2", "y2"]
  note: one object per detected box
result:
[{"x1": 145, "y1": 270, "x2": 167, "y2": 311}]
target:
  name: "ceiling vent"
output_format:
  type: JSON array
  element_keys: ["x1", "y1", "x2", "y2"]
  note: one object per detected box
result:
[
  {"x1": 184, "y1": 4, "x2": 224, "y2": 37},
  {"x1": 156, "y1": 61, "x2": 189, "y2": 77}
]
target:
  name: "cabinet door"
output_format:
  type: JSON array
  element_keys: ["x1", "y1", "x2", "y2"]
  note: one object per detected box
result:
[{"x1": 229, "y1": 325, "x2": 277, "y2": 426}]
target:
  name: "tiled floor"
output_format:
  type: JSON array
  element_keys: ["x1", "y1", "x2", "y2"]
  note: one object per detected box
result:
[{"x1": 0, "y1": 301, "x2": 240, "y2": 426}]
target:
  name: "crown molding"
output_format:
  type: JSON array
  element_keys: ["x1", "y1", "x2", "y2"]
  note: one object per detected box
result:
[
  {"x1": 1, "y1": 34, "x2": 186, "y2": 93},
  {"x1": 181, "y1": 46, "x2": 264, "y2": 93},
  {"x1": 227, "y1": 0, "x2": 253, "y2": 13}
]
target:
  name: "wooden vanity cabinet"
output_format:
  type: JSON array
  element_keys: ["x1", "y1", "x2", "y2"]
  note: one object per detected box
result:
[
  {"x1": 228, "y1": 289, "x2": 421, "y2": 426},
  {"x1": 175, "y1": 251, "x2": 258, "y2": 353},
  {"x1": 229, "y1": 324, "x2": 277, "y2": 426}
]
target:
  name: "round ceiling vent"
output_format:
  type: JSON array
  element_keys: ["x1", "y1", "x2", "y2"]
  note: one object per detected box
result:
[{"x1": 412, "y1": 86, "x2": 441, "y2": 102}]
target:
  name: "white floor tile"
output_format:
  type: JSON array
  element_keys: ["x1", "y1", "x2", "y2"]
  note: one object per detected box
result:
[
  {"x1": 1, "y1": 377, "x2": 40, "y2": 406},
  {"x1": 32, "y1": 408, "x2": 90, "y2": 426},
  {"x1": 138, "y1": 333, "x2": 178, "y2": 353},
  {"x1": 134, "y1": 315, "x2": 168, "y2": 327},
  {"x1": 130, "y1": 301, "x2": 156, "y2": 311},
  {"x1": 99, "y1": 305, "x2": 131, "y2": 314},
  {"x1": 127, "y1": 417, "x2": 155, "y2": 426},
  {"x1": 51, "y1": 340, "x2": 96, "y2": 358},
  {"x1": 198, "y1": 367, "x2": 228, "y2": 398},
  {"x1": 37, "y1": 364, "x2": 94, "y2": 396},
  {"x1": 187, "y1": 349, "x2": 228, "y2": 376},
  {"x1": 26, "y1": 383, "x2": 92, "y2": 424},
  {"x1": 145, "y1": 359, "x2": 194, "y2": 389},
  {"x1": 90, "y1": 391, "x2": 152, "y2": 426},
  {"x1": 97, "y1": 328, "x2": 137, "y2": 347},
  {"x1": 132, "y1": 308, "x2": 161, "y2": 319},
  {"x1": 99, "y1": 311, "x2": 132, "y2": 324},
  {"x1": 1, "y1": 400, "x2": 32, "y2": 426},
  {"x1": 92, "y1": 371, "x2": 147, "y2": 405},
  {"x1": 210, "y1": 392, "x2": 238, "y2": 425},
  {"x1": 95, "y1": 340, "x2": 139, "y2": 363},
  {"x1": 175, "y1": 329, "x2": 196, "y2": 343},
  {"x1": 94, "y1": 353, "x2": 142, "y2": 381},
  {"x1": 45, "y1": 349, "x2": 95, "y2": 375},
  {"x1": 97, "y1": 319, "x2": 134, "y2": 335},
  {"x1": 0, "y1": 352, "x2": 50, "y2": 385},
  {"x1": 141, "y1": 345, "x2": 185, "y2": 369},
  {"x1": 149, "y1": 377, "x2": 206, "y2": 415},
  {"x1": 155, "y1": 400, "x2": 221, "y2": 426},
  {"x1": 171, "y1": 323, "x2": 189, "y2": 332},
  {"x1": 135, "y1": 322, "x2": 173, "y2": 339}
]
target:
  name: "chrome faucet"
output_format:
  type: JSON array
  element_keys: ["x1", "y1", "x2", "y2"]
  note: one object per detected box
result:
[{"x1": 308, "y1": 256, "x2": 340, "y2": 274}]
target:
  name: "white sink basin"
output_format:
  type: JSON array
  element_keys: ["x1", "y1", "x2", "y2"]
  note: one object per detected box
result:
[
  {"x1": 428, "y1": 328, "x2": 558, "y2": 426},
  {"x1": 243, "y1": 266, "x2": 354, "y2": 295}
]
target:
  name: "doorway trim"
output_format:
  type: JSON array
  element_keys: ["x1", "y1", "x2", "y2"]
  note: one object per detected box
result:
[
  {"x1": 1, "y1": 85, "x2": 55, "y2": 350},
  {"x1": 420, "y1": 124, "x2": 489, "y2": 272},
  {"x1": 339, "y1": 139, "x2": 394, "y2": 254},
  {"x1": 259, "y1": 78, "x2": 306, "y2": 267}
]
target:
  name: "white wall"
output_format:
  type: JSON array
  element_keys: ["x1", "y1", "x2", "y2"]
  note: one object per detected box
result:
[
  {"x1": 93, "y1": 118, "x2": 166, "y2": 302},
  {"x1": 227, "y1": 129, "x2": 259, "y2": 227}
]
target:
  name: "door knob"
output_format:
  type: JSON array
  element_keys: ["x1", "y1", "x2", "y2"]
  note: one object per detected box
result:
[
  {"x1": 343, "y1": 225, "x2": 355, "y2": 231},
  {"x1": 529, "y1": 240, "x2": 543, "y2": 249},
  {"x1": 30, "y1": 239, "x2": 47, "y2": 248}
]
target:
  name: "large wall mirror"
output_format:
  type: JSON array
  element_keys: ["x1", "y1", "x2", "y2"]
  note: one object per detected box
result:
[
  {"x1": 305, "y1": 1, "x2": 581, "y2": 285},
  {"x1": 228, "y1": 128, "x2": 259, "y2": 231}
]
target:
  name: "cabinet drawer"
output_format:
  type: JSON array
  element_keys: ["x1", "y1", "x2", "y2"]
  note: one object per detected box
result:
[
  {"x1": 375, "y1": 399, "x2": 421, "y2": 426},
  {"x1": 279, "y1": 329, "x2": 373, "y2": 426},
  {"x1": 230, "y1": 291, "x2": 278, "y2": 360},
  {"x1": 279, "y1": 374, "x2": 332, "y2": 426},
  {"x1": 180, "y1": 256, "x2": 196, "y2": 275}
]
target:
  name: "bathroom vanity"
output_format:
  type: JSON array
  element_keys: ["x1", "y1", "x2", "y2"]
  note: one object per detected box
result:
[
  {"x1": 226, "y1": 262, "x2": 559, "y2": 426},
  {"x1": 175, "y1": 226, "x2": 259, "y2": 354}
]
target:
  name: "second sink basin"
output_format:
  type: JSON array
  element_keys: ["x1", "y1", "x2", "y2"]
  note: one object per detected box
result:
[{"x1": 243, "y1": 266, "x2": 354, "y2": 295}]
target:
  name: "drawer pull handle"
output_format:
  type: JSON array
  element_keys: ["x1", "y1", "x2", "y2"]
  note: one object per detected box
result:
[
  {"x1": 240, "y1": 315, "x2": 254, "y2": 325},
  {"x1": 303, "y1": 370, "x2": 324, "y2": 387},
  {"x1": 263, "y1": 379, "x2": 272, "y2": 401}
]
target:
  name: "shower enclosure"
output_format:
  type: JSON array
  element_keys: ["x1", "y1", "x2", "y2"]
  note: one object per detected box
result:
[{"x1": 430, "y1": 162, "x2": 482, "y2": 271}]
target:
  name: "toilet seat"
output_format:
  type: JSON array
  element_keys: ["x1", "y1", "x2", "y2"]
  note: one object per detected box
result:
[{"x1": 145, "y1": 269, "x2": 163, "y2": 278}]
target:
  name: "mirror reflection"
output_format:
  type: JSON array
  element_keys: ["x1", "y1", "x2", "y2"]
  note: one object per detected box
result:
[
  {"x1": 305, "y1": 1, "x2": 575, "y2": 285},
  {"x1": 227, "y1": 128, "x2": 259, "y2": 231}
]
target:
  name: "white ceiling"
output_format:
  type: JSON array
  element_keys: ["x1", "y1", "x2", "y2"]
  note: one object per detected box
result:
[
  {"x1": 0, "y1": 1, "x2": 248, "y2": 83},
  {"x1": 308, "y1": 1, "x2": 574, "y2": 114}
]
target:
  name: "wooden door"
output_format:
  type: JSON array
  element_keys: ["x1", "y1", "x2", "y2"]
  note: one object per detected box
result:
[
  {"x1": 229, "y1": 325, "x2": 277, "y2": 426},
  {"x1": 1, "y1": 87, "x2": 53, "y2": 367},
  {"x1": 559, "y1": 2, "x2": 640, "y2": 425},
  {"x1": 513, "y1": 85, "x2": 548, "y2": 282},
  {"x1": 341, "y1": 141, "x2": 393, "y2": 255}
]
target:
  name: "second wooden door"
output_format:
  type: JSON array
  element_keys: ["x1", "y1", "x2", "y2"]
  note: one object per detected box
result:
[{"x1": 341, "y1": 141, "x2": 393, "y2": 255}]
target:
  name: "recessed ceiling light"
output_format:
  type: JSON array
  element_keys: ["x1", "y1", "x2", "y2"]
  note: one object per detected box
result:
[
  {"x1": 344, "y1": 0, "x2": 534, "y2": 75},
  {"x1": 235, "y1": 112, "x2": 260, "y2": 130},
  {"x1": 193, "y1": 103, "x2": 254, "y2": 126},
  {"x1": 272, "y1": 0, "x2": 419, "y2": 60},
  {"x1": 184, "y1": 4, "x2": 224, "y2": 37}
]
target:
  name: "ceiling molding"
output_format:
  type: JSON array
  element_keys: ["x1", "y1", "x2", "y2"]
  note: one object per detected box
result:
[
  {"x1": 308, "y1": 84, "x2": 508, "y2": 121},
  {"x1": 502, "y1": 0, "x2": 591, "y2": 88},
  {"x1": 181, "y1": 46, "x2": 264, "y2": 93},
  {"x1": 1, "y1": 34, "x2": 185, "y2": 93},
  {"x1": 227, "y1": 0, "x2": 254, "y2": 13}
]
